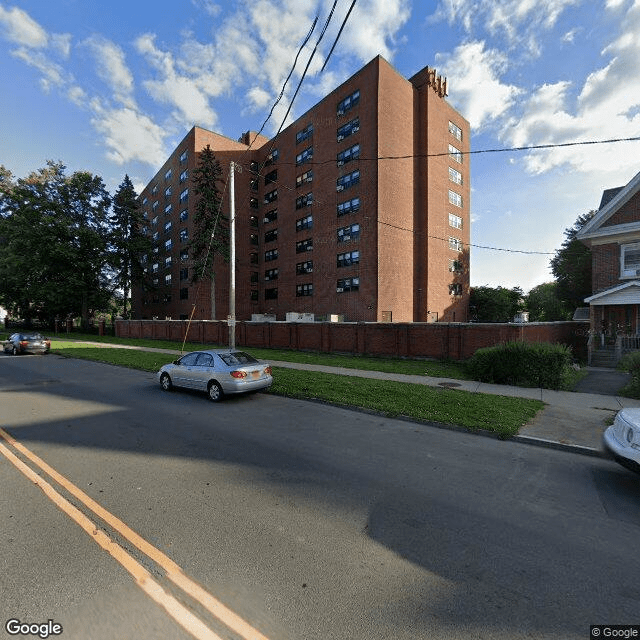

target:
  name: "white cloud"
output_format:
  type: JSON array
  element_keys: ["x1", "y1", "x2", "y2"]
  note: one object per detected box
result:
[
  {"x1": 83, "y1": 36, "x2": 135, "y2": 108},
  {"x1": 0, "y1": 5, "x2": 48, "y2": 48},
  {"x1": 436, "y1": 41, "x2": 523, "y2": 130},
  {"x1": 11, "y1": 48, "x2": 66, "y2": 91}
]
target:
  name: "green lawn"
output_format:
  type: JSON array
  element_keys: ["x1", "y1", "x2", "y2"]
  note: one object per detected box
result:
[{"x1": 49, "y1": 341, "x2": 544, "y2": 438}]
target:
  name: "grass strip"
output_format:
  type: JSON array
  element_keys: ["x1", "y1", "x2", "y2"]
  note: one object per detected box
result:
[{"x1": 50, "y1": 343, "x2": 543, "y2": 438}]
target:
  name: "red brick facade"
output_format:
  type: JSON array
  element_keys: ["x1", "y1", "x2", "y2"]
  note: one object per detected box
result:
[{"x1": 132, "y1": 56, "x2": 471, "y2": 323}]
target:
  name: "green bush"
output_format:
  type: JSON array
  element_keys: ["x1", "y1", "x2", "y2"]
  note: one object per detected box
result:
[
  {"x1": 619, "y1": 351, "x2": 640, "y2": 380},
  {"x1": 466, "y1": 341, "x2": 573, "y2": 390}
]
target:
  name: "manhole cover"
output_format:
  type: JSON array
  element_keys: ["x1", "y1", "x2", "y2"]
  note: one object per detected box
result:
[{"x1": 438, "y1": 381, "x2": 461, "y2": 388}]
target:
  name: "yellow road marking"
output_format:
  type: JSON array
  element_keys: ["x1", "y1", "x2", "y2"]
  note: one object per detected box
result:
[{"x1": 0, "y1": 428, "x2": 271, "y2": 640}]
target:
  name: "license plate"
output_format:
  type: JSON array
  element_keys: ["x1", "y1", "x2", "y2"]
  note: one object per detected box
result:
[{"x1": 251, "y1": 370, "x2": 261, "y2": 379}]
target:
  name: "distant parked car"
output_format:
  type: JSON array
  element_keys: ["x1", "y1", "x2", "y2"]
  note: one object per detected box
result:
[
  {"x1": 2, "y1": 332, "x2": 51, "y2": 355},
  {"x1": 157, "y1": 349, "x2": 273, "y2": 402},
  {"x1": 603, "y1": 408, "x2": 640, "y2": 474}
]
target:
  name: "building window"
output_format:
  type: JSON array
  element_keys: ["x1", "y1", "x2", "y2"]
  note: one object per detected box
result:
[
  {"x1": 152, "y1": 201, "x2": 159, "y2": 211},
  {"x1": 264, "y1": 189, "x2": 278, "y2": 204},
  {"x1": 142, "y1": 197, "x2": 148, "y2": 206},
  {"x1": 264, "y1": 208, "x2": 278, "y2": 223},
  {"x1": 449, "y1": 213, "x2": 462, "y2": 229},
  {"x1": 265, "y1": 268, "x2": 279, "y2": 281},
  {"x1": 165, "y1": 239, "x2": 172, "y2": 251},
  {"x1": 337, "y1": 197, "x2": 361, "y2": 217},
  {"x1": 250, "y1": 252, "x2": 258, "y2": 264},
  {"x1": 179, "y1": 189, "x2": 188, "y2": 203},
  {"x1": 250, "y1": 234, "x2": 258, "y2": 246},
  {"x1": 179, "y1": 169, "x2": 188, "y2": 183},
  {"x1": 337, "y1": 117, "x2": 359, "y2": 141},
  {"x1": 336, "y1": 170, "x2": 360, "y2": 192},
  {"x1": 152, "y1": 185, "x2": 158, "y2": 195},
  {"x1": 449, "y1": 236, "x2": 463, "y2": 251},
  {"x1": 296, "y1": 215, "x2": 313, "y2": 231},
  {"x1": 265, "y1": 249, "x2": 279, "y2": 262},
  {"x1": 250, "y1": 179, "x2": 258, "y2": 191},
  {"x1": 449, "y1": 167, "x2": 463, "y2": 185},
  {"x1": 337, "y1": 223, "x2": 360, "y2": 243},
  {"x1": 164, "y1": 257, "x2": 172, "y2": 269},
  {"x1": 165, "y1": 274, "x2": 172, "y2": 285},
  {"x1": 250, "y1": 215, "x2": 258, "y2": 228},
  {"x1": 264, "y1": 169, "x2": 277, "y2": 185},
  {"x1": 250, "y1": 198, "x2": 259, "y2": 209},
  {"x1": 449, "y1": 259, "x2": 463, "y2": 273},
  {"x1": 621, "y1": 243, "x2": 640, "y2": 278},
  {"x1": 179, "y1": 150, "x2": 188, "y2": 164},
  {"x1": 296, "y1": 260, "x2": 313, "y2": 275},
  {"x1": 449, "y1": 121, "x2": 463, "y2": 141},
  {"x1": 337, "y1": 250, "x2": 360, "y2": 267},
  {"x1": 337, "y1": 144, "x2": 360, "y2": 166},
  {"x1": 180, "y1": 268, "x2": 189, "y2": 280},
  {"x1": 296, "y1": 170, "x2": 313, "y2": 187},
  {"x1": 180, "y1": 209, "x2": 188, "y2": 222},
  {"x1": 296, "y1": 124, "x2": 313, "y2": 144},
  {"x1": 264, "y1": 229, "x2": 278, "y2": 243},
  {"x1": 296, "y1": 146, "x2": 313, "y2": 166},
  {"x1": 164, "y1": 204, "x2": 172, "y2": 215},
  {"x1": 449, "y1": 144, "x2": 462, "y2": 163},
  {"x1": 295, "y1": 193, "x2": 313, "y2": 209},
  {"x1": 265, "y1": 149, "x2": 279, "y2": 165},
  {"x1": 180, "y1": 287, "x2": 189, "y2": 300},
  {"x1": 180, "y1": 229, "x2": 188, "y2": 243},
  {"x1": 296, "y1": 283, "x2": 313, "y2": 297},
  {"x1": 152, "y1": 231, "x2": 159, "y2": 241},
  {"x1": 250, "y1": 161, "x2": 259, "y2": 173},
  {"x1": 250, "y1": 271, "x2": 258, "y2": 284},
  {"x1": 449, "y1": 190, "x2": 462, "y2": 207},
  {"x1": 164, "y1": 186, "x2": 172, "y2": 198},
  {"x1": 180, "y1": 249, "x2": 189, "y2": 261},
  {"x1": 449, "y1": 283, "x2": 463, "y2": 296},
  {"x1": 250, "y1": 290, "x2": 259, "y2": 302},
  {"x1": 265, "y1": 287, "x2": 278, "y2": 300},
  {"x1": 164, "y1": 221, "x2": 172, "y2": 234},
  {"x1": 152, "y1": 262, "x2": 159, "y2": 274},
  {"x1": 296, "y1": 238, "x2": 313, "y2": 253},
  {"x1": 337, "y1": 277, "x2": 359, "y2": 292},
  {"x1": 337, "y1": 89, "x2": 360, "y2": 116}
]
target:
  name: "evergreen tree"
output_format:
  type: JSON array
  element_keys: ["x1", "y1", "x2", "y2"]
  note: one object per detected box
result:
[
  {"x1": 189, "y1": 145, "x2": 228, "y2": 319},
  {"x1": 111, "y1": 175, "x2": 151, "y2": 318}
]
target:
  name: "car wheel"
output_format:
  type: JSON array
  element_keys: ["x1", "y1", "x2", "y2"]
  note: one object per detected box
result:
[
  {"x1": 160, "y1": 373, "x2": 173, "y2": 392},
  {"x1": 207, "y1": 381, "x2": 223, "y2": 402},
  {"x1": 12, "y1": 347, "x2": 18, "y2": 355}
]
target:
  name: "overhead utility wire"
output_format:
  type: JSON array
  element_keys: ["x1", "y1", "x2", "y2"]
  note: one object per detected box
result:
[{"x1": 320, "y1": 0, "x2": 357, "y2": 72}]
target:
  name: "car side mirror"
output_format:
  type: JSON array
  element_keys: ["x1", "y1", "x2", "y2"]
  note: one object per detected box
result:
[{"x1": 173, "y1": 359, "x2": 180, "y2": 365}]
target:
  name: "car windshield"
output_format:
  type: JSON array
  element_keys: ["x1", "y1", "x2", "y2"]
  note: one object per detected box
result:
[{"x1": 219, "y1": 352, "x2": 259, "y2": 366}]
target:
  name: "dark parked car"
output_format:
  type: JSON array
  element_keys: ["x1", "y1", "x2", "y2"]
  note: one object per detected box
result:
[{"x1": 2, "y1": 332, "x2": 51, "y2": 355}]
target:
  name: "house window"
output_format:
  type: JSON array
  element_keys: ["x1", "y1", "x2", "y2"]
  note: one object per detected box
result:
[
  {"x1": 449, "y1": 259, "x2": 463, "y2": 273},
  {"x1": 449, "y1": 190, "x2": 462, "y2": 207},
  {"x1": 449, "y1": 144, "x2": 462, "y2": 163},
  {"x1": 179, "y1": 150, "x2": 188, "y2": 164},
  {"x1": 337, "y1": 223, "x2": 360, "y2": 243},
  {"x1": 152, "y1": 262, "x2": 159, "y2": 274},
  {"x1": 265, "y1": 149, "x2": 279, "y2": 165},
  {"x1": 449, "y1": 283, "x2": 463, "y2": 296},
  {"x1": 296, "y1": 124, "x2": 313, "y2": 144},
  {"x1": 449, "y1": 236, "x2": 463, "y2": 251},
  {"x1": 180, "y1": 228, "x2": 188, "y2": 243},
  {"x1": 179, "y1": 169, "x2": 188, "y2": 183},
  {"x1": 296, "y1": 283, "x2": 313, "y2": 297},
  {"x1": 621, "y1": 243, "x2": 640, "y2": 278},
  {"x1": 449, "y1": 213, "x2": 462, "y2": 229},
  {"x1": 165, "y1": 239, "x2": 172, "y2": 251},
  {"x1": 296, "y1": 215, "x2": 313, "y2": 231},
  {"x1": 264, "y1": 229, "x2": 278, "y2": 243},
  {"x1": 337, "y1": 197, "x2": 361, "y2": 217},
  {"x1": 448, "y1": 121, "x2": 463, "y2": 141},
  {"x1": 180, "y1": 209, "x2": 188, "y2": 222},
  {"x1": 164, "y1": 203, "x2": 172, "y2": 215},
  {"x1": 337, "y1": 117, "x2": 359, "y2": 141},
  {"x1": 296, "y1": 260, "x2": 313, "y2": 275},
  {"x1": 164, "y1": 186, "x2": 172, "y2": 198},
  {"x1": 337, "y1": 250, "x2": 360, "y2": 267},
  {"x1": 337, "y1": 277, "x2": 359, "y2": 292},
  {"x1": 152, "y1": 201, "x2": 159, "y2": 211},
  {"x1": 337, "y1": 89, "x2": 360, "y2": 116},
  {"x1": 337, "y1": 144, "x2": 360, "y2": 166},
  {"x1": 152, "y1": 231, "x2": 159, "y2": 241},
  {"x1": 164, "y1": 221, "x2": 172, "y2": 234},
  {"x1": 336, "y1": 170, "x2": 360, "y2": 192},
  {"x1": 296, "y1": 170, "x2": 313, "y2": 187},
  {"x1": 265, "y1": 288, "x2": 278, "y2": 300},
  {"x1": 295, "y1": 193, "x2": 313, "y2": 209},
  {"x1": 265, "y1": 268, "x2": 279, "y2": 281},
  {"x1": 264, "y1": 189, "x2": 278, "y2": 204},
  {"x1": 179, "y1": 189, "x2": 188, "y2": 203},
  {"x1": 180, "y1": 249, "x2": 189, "y2": 261},
  {"x1": 296, "y1": 146, "x2": 313, "y2": 165},
  {"x1": 164, "y1": 256, "x2": 172, "y2": 269},
  {"x1": 264, "y1": 208, "x2": 278, "y2": 223},
  {"x1": 250, "y1": 234, "x2": 258, "y2": 246},
  {"x1": 296, "y1": 238, "x2": 313, "y2": 253},
  {"x1": 165, "y1": 274, "x2": 172, "y2": 285},
  {"x1": 449, "y1": 167, "x2": 463, "y2": 185},
  {"x1": 265, "y1": 249, "x2": 279, "y2": 262},
  {"x1": 264, "y1": 169, "x2": 277, "y2": 185}
]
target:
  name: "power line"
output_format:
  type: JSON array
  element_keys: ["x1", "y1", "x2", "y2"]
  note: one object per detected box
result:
[{"x1": 320, "y1": 0, "x2": 357, "y2": 72}]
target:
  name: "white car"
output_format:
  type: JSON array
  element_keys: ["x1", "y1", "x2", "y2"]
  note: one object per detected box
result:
[
  {"x1": 157, "y1": 349, "x2": 273, "y2": 402},
  {"x1": 603, "y1": 408, "x2": 640, "y2": 474}
]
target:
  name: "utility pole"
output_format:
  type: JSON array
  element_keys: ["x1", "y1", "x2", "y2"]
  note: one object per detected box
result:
[{"x1": 228, "y1": 161, "x2": 236, "y2": 350}]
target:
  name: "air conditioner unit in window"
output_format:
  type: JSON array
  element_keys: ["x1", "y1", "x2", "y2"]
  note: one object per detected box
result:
[
  {"x1": 337, "y1": 109, "x2": 345, "y2": 116},
  {"x1": 337, "y1": 135, "x2": 344, "y2": 142},
  {"x1": 337, "y1": 185, "x2": 344, "y2": 192},
  {"x1": 336, "y1": 287, "x2": 344, "y2": 293},
  {"x1": 337, "y1": 160, "x2": 344, "y2": 166},
  {"x1": 352, "y1": 126, "x2": 359, "y2": 133}
]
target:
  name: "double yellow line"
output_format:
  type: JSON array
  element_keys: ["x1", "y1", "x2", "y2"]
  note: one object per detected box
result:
[{"x1": 0, "y1": 428, "x2": 270, "y2": 640}]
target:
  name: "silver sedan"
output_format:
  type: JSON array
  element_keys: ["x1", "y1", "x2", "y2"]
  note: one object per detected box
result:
[
  {"x1": 3, "y1": 332, "x2": 51, "y2": 355},
  {"x1": 157, "y1": 349, "x2": 273, "y2": 402},
  {"x1": 603, "y1": 408, "x2": 640, "y2": 474}
]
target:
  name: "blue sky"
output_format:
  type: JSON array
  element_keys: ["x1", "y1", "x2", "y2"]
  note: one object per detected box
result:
[{"x1": 1, "y1": 0, "x2": 639, "y2": 293}]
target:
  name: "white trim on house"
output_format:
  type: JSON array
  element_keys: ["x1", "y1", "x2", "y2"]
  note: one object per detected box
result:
[{"x1": 584, "y1": 280, "x2": 640, "y2": 305}]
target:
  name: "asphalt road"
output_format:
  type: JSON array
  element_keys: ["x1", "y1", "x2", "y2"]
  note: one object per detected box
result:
[{"x1": 1, "y1": 353, "x2": 639, "y2": 640}]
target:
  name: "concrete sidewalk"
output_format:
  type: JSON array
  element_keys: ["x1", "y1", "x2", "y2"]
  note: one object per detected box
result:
[{"x1": 55, "y1": 340, "x2": 640, "y2": 456}]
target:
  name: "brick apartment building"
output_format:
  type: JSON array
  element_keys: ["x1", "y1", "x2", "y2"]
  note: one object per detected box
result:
[{"x1": 131, "y1": 55, "x2": 471, "y2": 323}]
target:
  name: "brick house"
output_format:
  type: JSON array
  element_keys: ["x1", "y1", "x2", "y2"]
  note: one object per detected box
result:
[
  {"x1": 132, "y1": 55, "x2": 471, "y2": 323},
  {"x1": 576, "y1": 168, "x2": 640, "y2": 363}
]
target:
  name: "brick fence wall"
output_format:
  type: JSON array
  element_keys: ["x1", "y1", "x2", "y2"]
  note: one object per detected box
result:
[{"x1": 116, "y1": 320, "x2": 590, "y2": 361}]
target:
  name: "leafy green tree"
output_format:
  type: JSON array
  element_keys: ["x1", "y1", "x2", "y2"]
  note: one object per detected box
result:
[
  {"x1": 189, "y1": 145, "x2": 228, "y2": 319},
  {"x1": 111, "y1": 175, "x2": 151, "y2": 318},
  {"x1": 550, "y1": 211, "x2": 594, "y2": 310},
  {"x1": 469, "y1": 285, "x2": 525, "y2": 322},
  {"x1": 525, "y1": 282, "x2": 572, "y2": 321}
]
